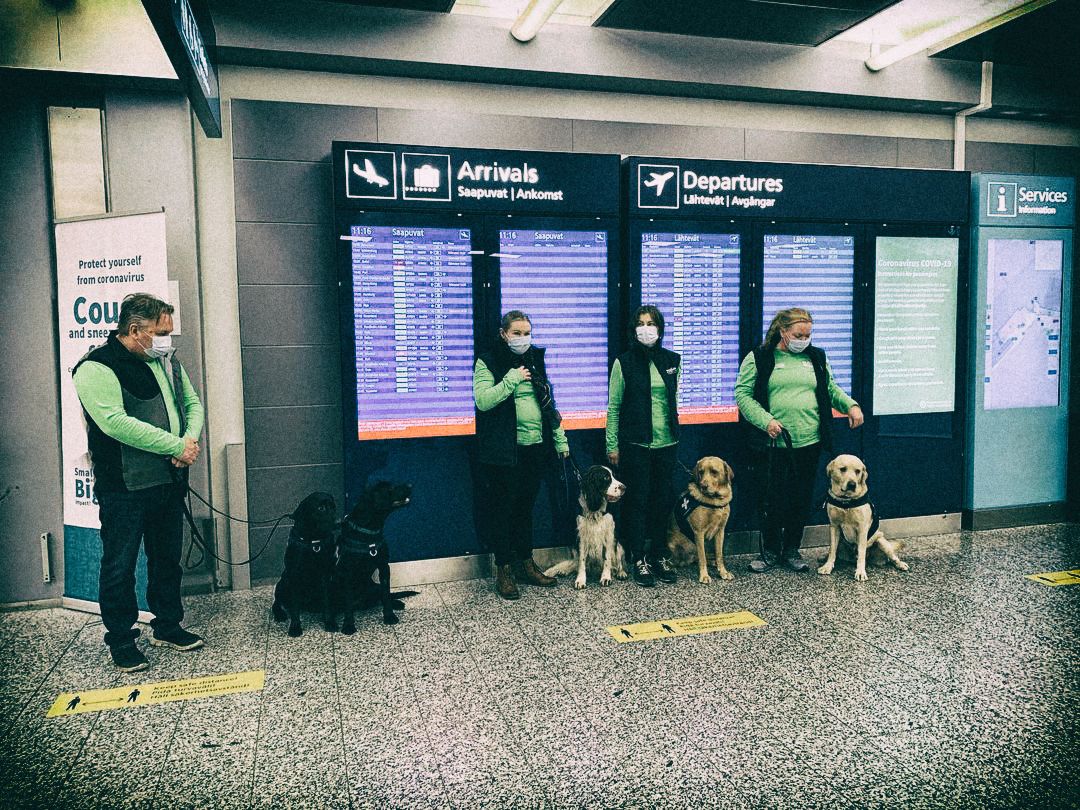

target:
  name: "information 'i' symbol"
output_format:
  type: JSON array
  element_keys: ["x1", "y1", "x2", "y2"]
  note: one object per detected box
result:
[{"x1": 997, "y1": 186, "x2": 1007, "y2": 213}]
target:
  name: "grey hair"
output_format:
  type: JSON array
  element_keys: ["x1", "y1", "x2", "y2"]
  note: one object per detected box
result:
[
  {"x1": 500, "y1": 310, "x2": 531, "y2": 332},
  {"x1": 117, "y1": 293, "x2": 174, "y2": 336}
]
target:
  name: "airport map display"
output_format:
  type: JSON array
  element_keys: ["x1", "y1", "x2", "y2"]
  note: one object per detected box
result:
[{"x1": 983, "y1": 238, "x2": 1063, "y2": 410}]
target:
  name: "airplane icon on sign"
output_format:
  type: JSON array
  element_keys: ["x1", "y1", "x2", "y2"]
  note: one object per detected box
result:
[
  {"x1": 643, "y1": 171, "x2": 675, "y2": 196},
  {"x1": 352, "y1": 158, "x2": 389, "y2": 187}
]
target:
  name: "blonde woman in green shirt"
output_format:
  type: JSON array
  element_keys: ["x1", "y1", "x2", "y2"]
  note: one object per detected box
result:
[{"x1": 735, "y1": 307, "x2": 863, "y2": 573}]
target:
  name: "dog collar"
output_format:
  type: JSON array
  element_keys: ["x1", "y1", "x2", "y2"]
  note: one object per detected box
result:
[
  {"x1": 341, "y1": 519, "x2": 383, "y2": 556},
  {"x1": 288, "y1": 529, "x2": 331, "y2": 554},
  {"x1": 824, "y1": 492, "x2": 871, "y2": 510}
]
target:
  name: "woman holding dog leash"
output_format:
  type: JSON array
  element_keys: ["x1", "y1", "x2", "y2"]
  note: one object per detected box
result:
[
  {"x1": 606, "y1": 305, "x2": 682, "y2": 588},
  {"x1": 474, "y1": 310, "x2": 571, "y2": 600},
  {"x1": 735, "y1": 307, "x2": 863, "y2": 573}
]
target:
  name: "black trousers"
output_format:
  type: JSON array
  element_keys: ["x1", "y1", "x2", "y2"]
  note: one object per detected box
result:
[
  {"x1": 754, "y1": 442, "x2": 822, "y2": 560},
  {"x1": 96, "y1": 482, "x2": 186, "y2": 648},
  {"x1": 618, "y1": 442, "x2": 677, "y2": 562},
  {"x1": 478, "y1": 443, "x2": 548, "y2": 566}
]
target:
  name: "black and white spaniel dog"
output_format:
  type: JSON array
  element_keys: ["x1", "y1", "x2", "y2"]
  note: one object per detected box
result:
[{"x1": 544, "y1": 465, "x2": 626, "y2": 589}]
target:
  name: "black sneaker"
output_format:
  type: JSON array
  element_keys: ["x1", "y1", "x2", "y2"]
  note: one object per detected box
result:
[
  {"x1": 651, "y1": 557, "x2": 677, "y2": 583},
  {"x1": 749, "y1": 555, "x2": 779, "y2": 573},
  {"x1": 782, "y1": 553, "x2": 809, "y2": 572},
  {"x1": 150, "y1": 627, "x2": 204, "y2": 651},
  {"x1": 632, "y1": 559, "x2": 656, "y2": 587},
  {"x1": 110, "y1": 643, "x2": 149, "y2": 672}
]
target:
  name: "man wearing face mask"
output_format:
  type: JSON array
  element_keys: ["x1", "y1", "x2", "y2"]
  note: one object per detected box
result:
[
  {"x1": 73, "y1": 293, "x2": 205, "y2": 671},
  {"x1": 473, "y1": 310, "x2": 570, "y2": 600},
  {"x1": 606, "y1": 305, "x2": 681, "y2": 587},
  {"x1": 735, "y1": 307, "x2": 863, "y2": 573}
]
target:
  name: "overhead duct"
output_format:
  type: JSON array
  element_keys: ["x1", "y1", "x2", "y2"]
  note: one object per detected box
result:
[{"x1": 510, "y1": 0, "x2": 564, "y2": 42}]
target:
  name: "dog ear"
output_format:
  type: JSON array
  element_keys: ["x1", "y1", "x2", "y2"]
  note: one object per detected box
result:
[
  {"x1": 582, "y1": 467, "x2": 607, "y2": 512},
  {"x1": 724, "y1": 460, "x2": 734, "y2": 482},
  {"x1": 826, "y1": 457, "x2": 838, "y2": 481},
  {"x1": 694, "y1": 460, "x2": 705, "y2": 484},
  {"x1": 860, "y1": 466, "x2": 868, "y2": 483}
]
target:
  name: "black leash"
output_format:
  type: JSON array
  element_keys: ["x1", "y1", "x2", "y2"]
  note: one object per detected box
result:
[{"x1": 758, "y1": 427, "x2": 795, "y2": 561}]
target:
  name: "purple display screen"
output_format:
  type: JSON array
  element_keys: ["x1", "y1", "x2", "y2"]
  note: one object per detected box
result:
[{"x1": 350, "y1": 224, "x2": 475, "y2": 439}]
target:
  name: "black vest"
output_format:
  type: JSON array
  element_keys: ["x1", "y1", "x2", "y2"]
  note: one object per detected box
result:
[
  {"x1": 616, "y1": 343, "x2": 680, "y2": 446},
  {"x1": 749, "y1": 344, "x2": 833, "y2": 451},
  {"x1": 73, "y1": 332, "x2": 187, "y2": 493},
  {"x1": 475, "y1": 343, "x2": 554, "y2": 467}
]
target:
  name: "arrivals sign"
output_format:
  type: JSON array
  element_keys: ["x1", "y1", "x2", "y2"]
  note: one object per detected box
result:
[
  {"x1": 976, "y1": 174, "x2": 1075, "y2": 228},
  {"x1": 626, "y1": 157, "x2": 969, "y2": 224},
  {"x1": 332, "y1": 142, "x2": 620, "y2": 215}
]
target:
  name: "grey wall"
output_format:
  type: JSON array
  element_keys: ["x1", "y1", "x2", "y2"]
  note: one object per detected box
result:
[
  {"x1": 0, "y1": 91, "x2": 65, "y2": 603},
  {"x1": 232, "y1": 97, "x2": 1080, "y2": 581}
]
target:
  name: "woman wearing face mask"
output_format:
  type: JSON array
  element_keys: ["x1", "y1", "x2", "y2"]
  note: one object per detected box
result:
[
  {"x1": 474, "y1": 310, "x2": 570, "y2": 600},
  {"x1": 735, "y1": 307, "x2": 863, "y2": 573},
  {"x1": 606, "y1": 305, "x2": 681, "y2": 587}
]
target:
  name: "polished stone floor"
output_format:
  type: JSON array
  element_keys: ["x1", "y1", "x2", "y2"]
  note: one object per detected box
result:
[{"x1": 0, "y1": 523, "x2": 1077, "y2": 810}]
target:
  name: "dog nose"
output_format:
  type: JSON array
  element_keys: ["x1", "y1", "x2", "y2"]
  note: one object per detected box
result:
[{"x1": 845, "y1": 481, "x2": 856, "y2": 491}]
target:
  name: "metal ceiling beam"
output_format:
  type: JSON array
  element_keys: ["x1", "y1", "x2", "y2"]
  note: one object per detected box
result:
[
  {"x1": 510, "y1": 0, "x2": 564, "y2": 42},
  {"x1": 865, "y1": 0, "x2": 1058, "y2": 71}
]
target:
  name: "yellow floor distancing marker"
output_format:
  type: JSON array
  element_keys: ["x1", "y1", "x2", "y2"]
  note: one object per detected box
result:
[
  {"x1": 47, "y1": 670, "x2": 265, "y2": 717},
  {"x1": 607, "y1": 610, "x2": 766, "y2": 643},
  {"x1": 1025, "y1": 569, "x2": 1080, "y2": 587}
]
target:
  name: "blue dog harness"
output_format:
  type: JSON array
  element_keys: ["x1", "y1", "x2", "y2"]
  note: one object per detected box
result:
[
  {"x1": 823, "y1": 492, "x2": 880, "y2": 541},
  {"x1": 339, "y1": 517, "x2": 382, "y2": 557},
  {"x1": 673, "y1": 493, "x2": 730, "y2": 540}
]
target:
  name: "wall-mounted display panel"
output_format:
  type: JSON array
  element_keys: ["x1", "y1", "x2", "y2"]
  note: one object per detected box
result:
[
  {"x1": 347, "y1": 223, "x2": 476, "y2": 439},
  {"x1": 639, "y1": 230, "x2": 741, "y2": 422},
  {"x1": 983, "y1": 238, "x2": 1063, "y2": 410},
  {"x1": 497, "y1": 227, "x2": 610, "y2": 430},
  {"x1": 762, "y1": 233, "x2": 855, "y2": 393},
  {"x1": 873, "y1": 236, "x2": 959, "y2": 415}
]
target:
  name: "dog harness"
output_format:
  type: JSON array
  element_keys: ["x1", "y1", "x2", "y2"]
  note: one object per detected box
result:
[
  {"x1": 674, "y1": 493, "x2": 730, "y2": 540},
  {"x1": 287, "y1": 527, "x2": 333, "y2": 555},
  {"x1": 823, "y1": 492, "x2": 880, "y2": 541},
  {"x1": 340, "y1": 517, "x2": 383, "y2": 557}
]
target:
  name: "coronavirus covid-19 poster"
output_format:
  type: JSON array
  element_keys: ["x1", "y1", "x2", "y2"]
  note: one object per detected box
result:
[{"x1": 54, "y1": 210, "x2": 170, "y2": 602}]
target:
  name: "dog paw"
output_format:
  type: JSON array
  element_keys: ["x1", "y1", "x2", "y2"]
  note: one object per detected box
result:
[
  {"x1": 341, "y1": 623, "x2": 356, "y2": 636},
  {"x1": 719, "y1": 570, "x2": 735, "y2": 581},
  {"x1": 271, "y1": 605, "x2": 286, "y2": 622},
  {"x1": 287, "y1": 624, "x2": 302, "y2": 638},
  {"x1": 698, "y1": 573, "x2": 712, "y2": 585},
  {"x1": 615, "y1": 571, "x2": 628, "y2": 580},
  {"x1": 383, "y1": 612, "x2": 400, "y2": 625},
  {"x1": 600, "y1": 576, "x2": 612, "y2": 587},
  {"x1": 854, "y1": 569, "x2": 868, "y2": 582},
  {"x1": 574, "y1": 577, "x2": 587, "y2": 590},
  {"x1": 895, "y1": 560, "x2": 909, "y2": 571},
  {"x1": 817, "y1": 564, "x2": 834, "y2": 576}
]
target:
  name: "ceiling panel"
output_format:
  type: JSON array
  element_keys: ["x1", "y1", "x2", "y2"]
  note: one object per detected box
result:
[
  {"x1": 316, "y1": 0, "x2": 457, "y2": 10},
  {"x1": 933, "y1": 0, "x2": 1080, "y2": 72},
  {"x1": 593, "y1": 0, "x2": 902, "y2": 46}
]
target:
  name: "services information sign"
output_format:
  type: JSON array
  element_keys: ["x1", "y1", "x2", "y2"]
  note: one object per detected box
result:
[
  {"x1": 873, "y1": 237, "x2": 959, "y2": 415},
  {"x1": 498, "y1": 228, "x2": 610, "y2": 430},
  {"x1": 640, "y1": 231, "x2": 741, "y2": 422}
]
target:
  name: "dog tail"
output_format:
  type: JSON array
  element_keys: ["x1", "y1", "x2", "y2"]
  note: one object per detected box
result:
[
  {"x1": 543, "y1": 559, "x2": 578, "y2": 578},
  {"x1": 389, "y1": 590, "x2": 420, "y2": 599}
]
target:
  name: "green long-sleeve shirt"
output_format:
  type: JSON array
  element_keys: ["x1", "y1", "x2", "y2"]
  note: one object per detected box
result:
[
  {"x1": 734, "y1": 349, "x2": 856, "y2": 449},
  {"x1": 473, "y1": 359, "x2": 569, "y2": 454},
  {"x1": 605, "y1": 358, "x2": 679, "y2": 454},
  {"x1": 73, "y1": 358, "x2": 205, "y2": 458}
]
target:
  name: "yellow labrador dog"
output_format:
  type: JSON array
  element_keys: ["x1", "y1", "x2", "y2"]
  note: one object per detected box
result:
[
  {"x1": 666, "y1": 457, "x2": 733, "y2": 584},
  {"x1": 818, "y1": 454, "x2": 908, "y2": 582}
]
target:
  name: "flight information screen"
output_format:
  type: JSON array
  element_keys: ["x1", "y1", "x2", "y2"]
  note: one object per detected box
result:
[
  {"x1": 762, "y1": 234, "x2": 855, "y2": 393},
  {"x1": 349, "y1": 224, "x2": 475, "y2": 439},
  {"x1": 498, "y1": 229, "x2": 609, "y2": 429},
  {"x1": 640, "y1": 231, "x2": 741, "y2": 422}
]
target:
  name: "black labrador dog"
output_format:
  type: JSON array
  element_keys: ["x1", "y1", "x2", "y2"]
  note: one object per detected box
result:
[
  {"x1": 336, "y1": 481, "x2": 412, "y2": 631},
  {"x1": 272, "y1": 491, "x2": 338, "y2": 637}
]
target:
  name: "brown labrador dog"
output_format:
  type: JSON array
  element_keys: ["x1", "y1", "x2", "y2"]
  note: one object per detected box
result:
[
  {"x1": 666, "y1": 457, "x2": 734, "y2": 584},
  {"x1": 819, "y1": 454, "x2": 908, "y2": 582}
]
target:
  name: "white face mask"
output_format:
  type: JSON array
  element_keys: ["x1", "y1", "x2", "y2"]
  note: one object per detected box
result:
[
  {"x1": 635, "y1": 325, "x2": 659, "y2": 347},
  {"x1": 142, "y1": 334, "x2": 174, "y2": 360},
  {"x1": 785, "y1": 336, "x2": 810, "y2": 353},
  {"x1": 505, "y1": 335, "x2": 531, "y2": 355}
]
